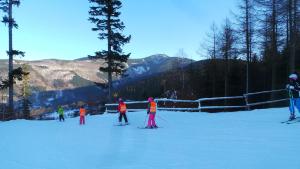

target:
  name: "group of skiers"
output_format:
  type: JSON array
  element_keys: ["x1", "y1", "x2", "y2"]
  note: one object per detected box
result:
[
  {"x1": 117, "y1": 97, "x2": 158, "y2": 128},
  {"x1": 56, "y1": 97, "x2": 157, "y2": 128},
  {"x1": 54, "y1": 72, "x2": 300, "y2": 126},
  {"x1": 287, "y1": 72, "x2": 300, "y2": 120},
  {"x1": 56, "y1": 105, "x2": 87, "y2": 125}
]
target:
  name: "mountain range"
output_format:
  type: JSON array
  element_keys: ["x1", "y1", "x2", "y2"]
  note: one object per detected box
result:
[{"x1": 0, "y1": 54, "x2": 193, "y2": 115}]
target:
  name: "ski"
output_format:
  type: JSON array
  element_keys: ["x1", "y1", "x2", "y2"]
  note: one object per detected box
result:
[
  {"x1": 286, "y1": 119, "x2": 300, "y2": 124},
  {"x1": 137, "y1": 126, "x2": 160, "y2": 129},
  {"x1": 114, "y1": 123, "x2": 130, "y2": 126},
  {"x1": 281, "y1": 120, "x2": 294, "y2": 124},
  {"x1": 281, "y1": 117, "x2": 300, "y2": 124}
]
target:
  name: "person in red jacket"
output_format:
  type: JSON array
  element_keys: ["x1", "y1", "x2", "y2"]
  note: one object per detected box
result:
[
  {"x1": 79, "y1": 106, "x2": 86, "y2": 125},
  {"x1": 147, "y1": 97, "x2": 158, "y2": 128},
  {"x1": 117, "y1": 98, "x2": 129, "y2": 125}
]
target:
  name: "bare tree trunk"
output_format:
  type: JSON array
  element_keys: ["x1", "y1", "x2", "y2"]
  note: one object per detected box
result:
[
  {"x1": 245, "y1": 0, "x2": 250, "y2": 94},
  {"x1": 107, "y1": 15, "x2": 112, "y2": 103},
  {"x1": 271, "y1": 0, "x2": 278, "y2": 92},
  {"x1": 8, "y1": 0, "x2": 13, "y2": 113},
  {"x1": 212, "y1": 24, "x2": 217, "y2": 97},
  {"x1": 289, "y1": 0, "x2": 297, "y2": 73}
]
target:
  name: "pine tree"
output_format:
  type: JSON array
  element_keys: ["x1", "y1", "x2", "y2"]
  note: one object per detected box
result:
[
  {"x1": 88, "y1": 0, "x2": 131, "y2": 102},
  {"x1": 0, "y1": 0, "x2": 25, "y2": 113}
]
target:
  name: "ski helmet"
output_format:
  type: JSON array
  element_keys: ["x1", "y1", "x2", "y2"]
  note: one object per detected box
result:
[
  {"x1": 118, "y1": 98, "x2": 123, "y2": 102},
  {"x1": 289, "y1": 74, "x2": 298, "y2": 80},
  {"x1": 148, "y1": 97, "x2": 153, "y2": 102}
]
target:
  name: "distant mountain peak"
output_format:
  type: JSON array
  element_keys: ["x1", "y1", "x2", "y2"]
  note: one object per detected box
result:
[{"x1": 146, "y1": 54, "x2": 169, "y2": 59}]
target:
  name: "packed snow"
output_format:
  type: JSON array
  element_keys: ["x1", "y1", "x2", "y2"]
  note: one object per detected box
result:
[{"x1": 0, "y1": 107, "x2": 299, "y2": 169}]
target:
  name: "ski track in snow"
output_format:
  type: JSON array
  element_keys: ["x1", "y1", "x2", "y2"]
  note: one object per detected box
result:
[{"x1": 0, "y1": 107, "x2": 299, "y2": 169}]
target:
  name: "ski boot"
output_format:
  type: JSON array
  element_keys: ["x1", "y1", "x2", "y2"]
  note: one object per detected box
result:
[{"x1": 289, "y1": 114, "x2": 296, "y2": 121}]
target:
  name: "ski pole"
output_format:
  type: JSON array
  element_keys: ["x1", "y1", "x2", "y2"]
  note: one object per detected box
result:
[
  {"x1": 156, "y1": 114, "x2": 168, "y2": 123},
  {"x1": 143, "y1": 113, "x2": 149, "y2": 126}
]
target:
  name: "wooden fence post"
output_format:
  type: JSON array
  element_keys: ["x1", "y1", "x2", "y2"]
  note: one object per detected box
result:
[
  {"x1": 244, "y1": 94, "x2": 250, "y2": 110},
  {"x1": 198, "y1": 100, "x2": 201, "y2": 112}
]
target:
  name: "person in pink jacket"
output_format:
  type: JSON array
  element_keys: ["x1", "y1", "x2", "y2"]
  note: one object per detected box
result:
[{"x1": 146, "y1": 97, "x2": 158, "y2": 128}]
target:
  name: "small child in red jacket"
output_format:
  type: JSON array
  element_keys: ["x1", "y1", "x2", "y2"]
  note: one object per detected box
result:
[
  {"x1": 79, "y1": 106, "x2": 86, "y2": 125},
  {"x1": 117, "y1": 98, "x2": 129, "y2": 125}
]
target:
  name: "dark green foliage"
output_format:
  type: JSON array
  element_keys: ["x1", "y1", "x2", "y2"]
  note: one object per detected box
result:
[
  {"x1": 115, "y1": 56, "x2": 291, "y2": 103},
  {"x1": 0, "y1": 0, "x2": 24, "y2": 112},
  {"x1": 0, "y1": 67, "x2": 29, "y2": 90},
  {"x1": 88, "y1": 0, "x2": 131, "y2": 102}
]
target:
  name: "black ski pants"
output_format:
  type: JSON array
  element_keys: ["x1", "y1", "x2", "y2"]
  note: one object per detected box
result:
[
  {"x1": 119, "y1": 113, "x2": 128, "y2": 123},
  {"x1": 59, "y1": 114, "x2": 65, "y2": 122}
]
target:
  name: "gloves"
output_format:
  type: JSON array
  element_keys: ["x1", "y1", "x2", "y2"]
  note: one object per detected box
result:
[{"x1": 286, "y1": 84, "x2": 295, "y2": 90}]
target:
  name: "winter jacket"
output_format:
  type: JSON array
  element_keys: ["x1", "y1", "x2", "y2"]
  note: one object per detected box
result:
[
  {"x1": 57, "y1": 107, "x2": 64, "y2": 116},
  {"x1": 287, "y1": 80, "x2": 300, "y2": 98},
  {"x1": 148, "y1": 101, "x2": 157, "y2": 114},
  {"x1": 118, "y1": 102, "x2": 127, "y2": 114},
  {"x1": 79, "y1": 108, "x2": 86, "y2": 116}
]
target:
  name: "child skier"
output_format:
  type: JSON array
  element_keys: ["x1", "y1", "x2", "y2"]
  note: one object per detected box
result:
[
  {"x1": 117, "y1": 98, "x2": 129, "y2": 125},
  {"x1": 79, "y1": 106, "x2": 86, "y2": 125},
  {"x1": 57, "y1": 106, "x2": 65, "y2": 122},
  {"x1": 286, "y1": 73, "x2": 300, "y2": 120},
  {"x1": 146, "y1": 97, "x2": 158, "y2": 128}
]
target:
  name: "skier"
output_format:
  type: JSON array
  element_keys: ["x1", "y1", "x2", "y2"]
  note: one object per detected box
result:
[
  {"x1": 286, "y1": 73, "x2": 300, "y2": 120},
  {"x1": 146, "y1": 97, "x2": 158, "y2": 128},
  {"x1": 79, "y1": 106, "x2": 86, "y2": 125},
  {"x1": 117, "y1": 98, "x2": 129, "y2": 125},
  {"x1": 57, "y1": 106, "x2": 65, "y2": 122}
]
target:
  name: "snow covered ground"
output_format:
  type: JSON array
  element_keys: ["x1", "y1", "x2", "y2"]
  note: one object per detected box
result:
[{"x1": 0, "y1": 107, "x2": 299, "y2": 169}]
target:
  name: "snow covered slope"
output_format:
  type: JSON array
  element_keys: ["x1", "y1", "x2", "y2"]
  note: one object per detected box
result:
[{"x1": 0, "y1": 108, "x2": 299, "y2": 169}]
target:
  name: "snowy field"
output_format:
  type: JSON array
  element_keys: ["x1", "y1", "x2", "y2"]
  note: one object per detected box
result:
[{"x1": 0, "y1": 108, "x2": 299, "y2": 169}]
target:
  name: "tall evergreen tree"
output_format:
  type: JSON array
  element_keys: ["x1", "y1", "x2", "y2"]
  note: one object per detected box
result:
[
  {"x1": 0, "y1": 0, "x2": 25, "y2": 113},
  {"x1": 88, "y1": 0, "x2": 131, "y2": 102}
]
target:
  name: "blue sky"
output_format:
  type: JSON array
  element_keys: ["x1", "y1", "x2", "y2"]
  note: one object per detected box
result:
[{"x1": 0, "y1": 0, "x2": 237, "y2": 61}]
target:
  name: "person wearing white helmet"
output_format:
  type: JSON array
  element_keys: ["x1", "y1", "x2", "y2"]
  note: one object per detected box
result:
[{"x1": 286, "y1": 73, "x2": 300, "y2": 120}]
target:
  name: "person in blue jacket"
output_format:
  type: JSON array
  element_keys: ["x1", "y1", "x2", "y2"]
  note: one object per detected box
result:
[{"x1": 286, "y1": 73, "x2": 300, "y2": 120}]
